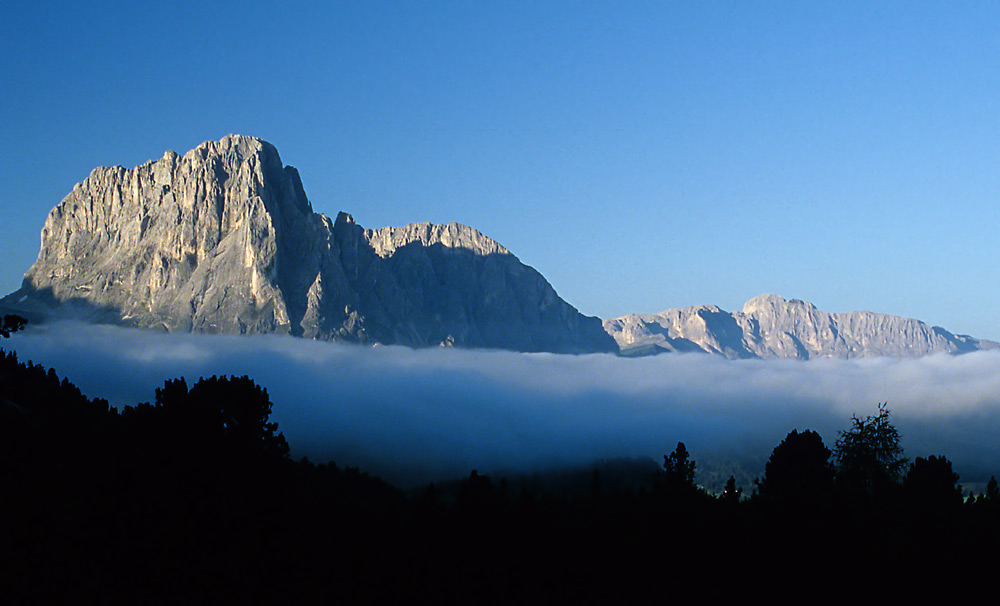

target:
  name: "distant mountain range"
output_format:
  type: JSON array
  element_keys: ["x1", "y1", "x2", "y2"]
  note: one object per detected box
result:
[
  {"x1": 3, "y1": 135, "x2": 995, "y2": 359},
  {"x1": 604, "y1": 294, "x2": 997, "y2": 359}
]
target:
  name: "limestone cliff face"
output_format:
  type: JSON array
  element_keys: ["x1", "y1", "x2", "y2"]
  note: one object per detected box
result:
[
  {"x1": 605, "y1": 294, "x2": 997, "y2": 359},
  {"x1": 7, "y1": 135, "x2": 616, "y2": 354},
  {"x1": 16, "y1": 135, "x2": 308, "y2": 334}
]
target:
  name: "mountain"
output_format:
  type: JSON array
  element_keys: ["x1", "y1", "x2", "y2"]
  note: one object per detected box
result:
[
  {"x1": 2, "y1": 135, "x2": 616, "y2": 354},
  {"x1": 604, "y1": 294, "x2": 998, "y2": 359},
  {"x1": 6, "y1": 135, "x2": 992, "y2": 360}
]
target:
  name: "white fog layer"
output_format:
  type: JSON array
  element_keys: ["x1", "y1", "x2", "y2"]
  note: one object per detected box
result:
[{"x1": 7, "y1": 322, "x2": 1000, "y2": 488}]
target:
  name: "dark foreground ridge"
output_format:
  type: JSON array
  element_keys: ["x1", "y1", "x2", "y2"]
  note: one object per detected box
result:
[{"x1": 2, "y1": 323, "x2": 999, "y2": 602}]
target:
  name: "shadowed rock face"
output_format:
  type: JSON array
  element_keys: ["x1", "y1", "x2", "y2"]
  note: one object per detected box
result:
[
  {"x1": 4, "y1": 135, "x2": 616, "y2": 354},
  {"x1": 605, "y1": 294, "x2": 998, "y2": 359}
]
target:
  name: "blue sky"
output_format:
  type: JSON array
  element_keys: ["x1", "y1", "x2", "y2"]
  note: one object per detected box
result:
[{"x1": 3, "y1": 1, "x2": 998, "y2": 340}]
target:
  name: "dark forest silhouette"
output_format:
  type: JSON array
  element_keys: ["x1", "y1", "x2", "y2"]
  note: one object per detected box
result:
[{"x1": 2, "y1": 316, "x2": 999, "y2": 602}]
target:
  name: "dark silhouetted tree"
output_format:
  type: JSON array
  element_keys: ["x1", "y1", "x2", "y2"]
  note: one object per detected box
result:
[
  {"x1": 721, "y1": 475, "x2": 742, "y2": 504},
  {"x1": 905, "y1": 455, "x2": 963, "y2": 510},
  {"x1": 663, "y1": 442, "x2": 697, "y2": 494},
  {"x1": 456, "y1": 469, "x2": 506, "y2": 515},
  {"x1": 756, "y1": 429, "x2": 834, "y2": 505},
  {"x1": 188, "y1": 375, "x2": 290, "y2": 458},
  {"x1": 155, "y1": 376, "x2": 190, "y2": 409},
  {"x1": 974, "y1": 475, "x2": 1000, "y2": 514},
  {"x1": 987, "y1": 476, "x2": 1000, "y2": 502},
  {"x1": 0, "y1": 314, "x2": 26, "y2": 338},
  {"x1": 126, "y1": 375, "x2": 290, "y2": 460},
  {"x1": 834, "y1": 403, "x2": 907, "y2": 498}
]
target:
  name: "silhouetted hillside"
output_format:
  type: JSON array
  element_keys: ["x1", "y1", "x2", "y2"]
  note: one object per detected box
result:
[{"x1": 2, "y1": 344, "x2": 1000, "y2": 602}]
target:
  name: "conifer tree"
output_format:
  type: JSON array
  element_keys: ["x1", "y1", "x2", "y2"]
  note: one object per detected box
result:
[{"x1": 834, "y1": 403, "x2": 907, "y2": 497}]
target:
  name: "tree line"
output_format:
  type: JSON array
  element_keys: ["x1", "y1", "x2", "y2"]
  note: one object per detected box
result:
[{"x1": 1, "y1": 315, "x2": 997, "y2": 602}]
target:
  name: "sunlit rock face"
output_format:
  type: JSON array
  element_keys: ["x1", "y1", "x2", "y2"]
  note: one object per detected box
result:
[
  {"x1": 6, "y1": 135, "x2": 616, "y2": 354},
  {"x1": 605, "y1": 294, "x2": 998, "y2": 359}
]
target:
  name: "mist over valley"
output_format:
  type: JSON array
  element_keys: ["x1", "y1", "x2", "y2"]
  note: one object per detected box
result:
[
  {"x1": 8, "y1": 4, "x2": 1000, "y2": 598},
  {"x1": 8, "y1": 321, "x2": 1000, "y2": 490}
]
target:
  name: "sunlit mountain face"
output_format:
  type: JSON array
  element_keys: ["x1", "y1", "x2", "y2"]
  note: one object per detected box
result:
[
  {"x1": 4, "y1": 135, "x2": 993, "y2": 362},
  {"x1": 4, "y1": 4, "x2": 1000, "y2": 599}
]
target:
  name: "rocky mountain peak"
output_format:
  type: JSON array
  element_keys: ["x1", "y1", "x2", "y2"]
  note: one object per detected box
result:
[
  {"x1": 12, "y1": 134, "x2": 984, "y2": 360},
  {"x1": 335, "y1": 211, "x2": 356, "y2": 227},
  {"x1": 606, "y1": 295, "x2": 997, "y2": 359},
  {"x1": 5, "y1": 136, "x2": 615, "y2": 354},
  {"x1": 742, "y1": 293, "x2": 817, "y2": 316},
  {"x1": 182, "y1": 134, "x2": 281, "y2": 169},
  {"x1": 365, "y1": 221, "x2": 510, "y2": 258}
]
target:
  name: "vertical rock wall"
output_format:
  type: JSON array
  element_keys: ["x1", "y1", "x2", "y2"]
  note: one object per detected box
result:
[{"x1": 7, "y1": 135, "x2": 617, "y2": 354}]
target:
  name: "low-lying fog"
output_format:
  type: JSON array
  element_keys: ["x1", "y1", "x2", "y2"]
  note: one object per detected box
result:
[{"x1": 8, "y1": 322, "x2": 1000, "y2": 490}]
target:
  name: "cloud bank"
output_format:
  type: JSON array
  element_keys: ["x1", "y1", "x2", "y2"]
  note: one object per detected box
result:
[{"x1": 7, "y1": 322, "x2": 1000, "y2": 489}]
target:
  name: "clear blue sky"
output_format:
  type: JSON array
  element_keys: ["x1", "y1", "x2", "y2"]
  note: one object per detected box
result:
[{"x1": 2, "y1": 1, "x2": 998, "y2": 340}]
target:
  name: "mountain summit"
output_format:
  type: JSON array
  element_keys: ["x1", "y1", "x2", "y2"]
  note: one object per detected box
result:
[
  {"x1": 604, "y1": 294, "x2": 997, "y2": 359},
  {"x1": 5, "y1": 135, "x2": 993, "y2": 360},
  {"x1": 4, "y1": 135, "x2": 616, "y2": 353}
]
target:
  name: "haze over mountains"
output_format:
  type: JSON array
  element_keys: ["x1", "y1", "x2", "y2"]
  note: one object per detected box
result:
[{"x1": 3, "y1": 135, "x2": 994, "y2": 360}]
